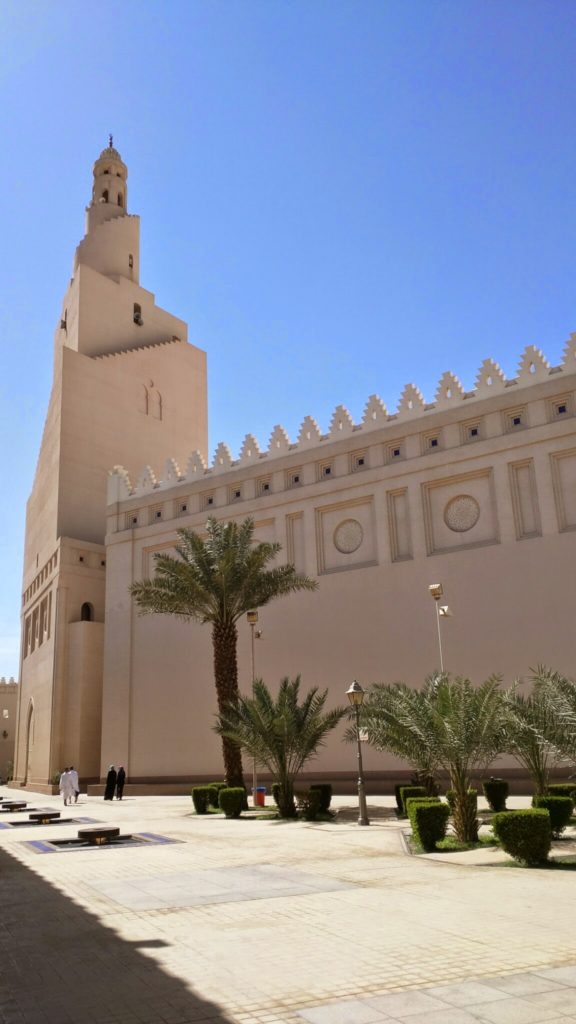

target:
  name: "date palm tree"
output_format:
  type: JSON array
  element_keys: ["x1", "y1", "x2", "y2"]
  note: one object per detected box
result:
[
  {"x1": 130, "y1": 517, "x2": 318, "y2": 788},
  {"x1": 215, "y1": 676, "x2": 346, "y2": 817},
  {"x1": 502, "y1": 685, "x2": 566, "y2": 797}
]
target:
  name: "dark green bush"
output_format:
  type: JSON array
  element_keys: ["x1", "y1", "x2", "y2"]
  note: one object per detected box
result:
[
  {"x1": 206, "y1": 781, "x2": 228, "y2": 808},
  {"x1": 191, "y1": 786, "x2": 217, "y2": 814},
  {"x1": 492, "y1": 809, "x2": 551, "y2": 865},
  {"x1": 408, "y1": 801, "x2": 450, "y2": 852},
  {"x1": 405, "y1": 796, "x2": 441, "y2": 815},
  {"x1": 547, "y1": 783, "x2": 576, "y2": 800},
  {"x1": 399, "y1": 786, "x2": 427, "y2": 816},
  {"x1": 218, "y1": 787, "x2": 245, "y2": 818},
  {"x1": 394, "y1": 783, "x2": 406, "y2": 813},
  {"x1": 309, "y1": 783, "x2": 332, "y2": 813},
  {"x1": 295, "y1": 789, "x2": 322, "y2": 821},
  {"x1": 483, "y1": 778, "x2": 509, "y2": 813},
  {"x1": 533, "y1": 795, "x2": 573, "y2": 837}
]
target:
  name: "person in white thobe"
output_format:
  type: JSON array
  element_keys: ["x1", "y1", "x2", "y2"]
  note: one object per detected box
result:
[
  {"x1": 59, "y1": 768, "x2": 75, "y2": 806},
  {"x1": 69, "y1": 766, "x2": 79, "y2": 803}
]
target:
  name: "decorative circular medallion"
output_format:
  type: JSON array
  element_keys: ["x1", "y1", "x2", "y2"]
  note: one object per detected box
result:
[
  {"x1": 444, "y1": 495, "x2": 480, "y2": 533},
  {"x1": 333, "y1": 519, "x2": 364, "y2": 554}
]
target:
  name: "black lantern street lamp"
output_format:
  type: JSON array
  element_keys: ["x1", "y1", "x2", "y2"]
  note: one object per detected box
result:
[{"x1": 346, "y1": 680, "x2": 370, "y2": 826}]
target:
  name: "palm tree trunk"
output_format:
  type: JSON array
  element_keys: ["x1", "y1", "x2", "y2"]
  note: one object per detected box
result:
[
  {"x1": 452, "y1": 778, "x2": 478, "y2": 844},
  {"x1": 212, "y1": 621, "x2": 245, "y2": 788}
]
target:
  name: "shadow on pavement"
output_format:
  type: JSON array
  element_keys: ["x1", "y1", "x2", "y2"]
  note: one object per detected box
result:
[{"x1": 0, "y1": 841, "x2": 234, "y2": 1024}]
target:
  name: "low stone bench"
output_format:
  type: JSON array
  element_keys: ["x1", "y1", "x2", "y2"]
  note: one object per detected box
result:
[
  {"x1": 29, "y1": 811, "x2": 61, "y2": 824},
  {"x1": 77, "y1": 825, "x2": 120, "y2": 845},
  {"x1": 2, "y1": 801, "x2": 27, "y2": 811}
]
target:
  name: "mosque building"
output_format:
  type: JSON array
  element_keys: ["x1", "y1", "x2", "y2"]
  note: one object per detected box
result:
[{"x1": 13, "y1": 142, "x2": 576, "y2": 790}]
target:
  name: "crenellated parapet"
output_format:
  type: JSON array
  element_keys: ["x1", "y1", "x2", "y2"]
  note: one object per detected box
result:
[{"x1": 107, "y1": 341, "x2": 576, "y2": 500}]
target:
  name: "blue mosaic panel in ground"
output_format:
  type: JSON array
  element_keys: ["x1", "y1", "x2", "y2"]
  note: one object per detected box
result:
[{"x1": 22, "y1": 832, "x2": 182, "y2": 854}]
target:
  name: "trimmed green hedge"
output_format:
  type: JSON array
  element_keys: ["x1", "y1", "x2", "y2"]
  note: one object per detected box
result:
[
  {"x1": 533, "y1": 795, "x2": 573, "y2": 836},
  {"x1": 446, "y1": 789, "x2": 477, "y2": 815},
  {"x1": 309, "y1": 783, "x2": 332, "y2": 814},
  {"x1": 399, "y1": 786, "x2": 427, "y2": 816},
  {"x1": 547, "y1": 783, "x2": 576, "y2": 800},
  {"x1": 191, "y1": 786, "x2": 218, "y2": 814},
  {"x1": 206, "y1": 781, "x2": 228, "y2": 808},
  {"x1": 492, "y1": 809, "x2": 551, "y2": 865},
  {"x1": 408, "y1": 801, "x2": 450, "y2": 852},
  {"x1": 483, "y1": 778, "x2": 509, "y2": 813},
  {"x1": 295, "y1": 789, "x2": 322, "y2": 821},
  {"x1": 218, "y1": 787, "x2": 245, "y2": 818}
]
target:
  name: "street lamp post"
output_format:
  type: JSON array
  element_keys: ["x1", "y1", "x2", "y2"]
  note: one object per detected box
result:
[
  {"x1": 346, "y1": 680, "x2": 370, "y2": 826},
  {"x1": 247, "y1": 610, "x2": 262, "y2": 805},
  {"x1": 428, "y1": 583, "x2": 452, "y2": 672}
]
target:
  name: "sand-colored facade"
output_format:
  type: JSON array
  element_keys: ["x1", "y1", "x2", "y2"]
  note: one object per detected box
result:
[
  {"x1": 0, "y1": 678, "x2": 18, "y2": 782},
  {"x1": 13, "y1": 145, "x2": 576, "y2": 789}
]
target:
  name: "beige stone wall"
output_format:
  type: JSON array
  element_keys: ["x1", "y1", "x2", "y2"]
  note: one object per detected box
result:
[
  {"x1": 0, "y1": 680, "x2": 18, "y2": 781},
  {"x1": 102, "y1": 362, "x2": 576, "y2": 781}
]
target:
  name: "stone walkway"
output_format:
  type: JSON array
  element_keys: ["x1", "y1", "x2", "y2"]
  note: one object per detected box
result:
[{"x1": 1, "y1": 791, "x2": 575, "y2": 1023}]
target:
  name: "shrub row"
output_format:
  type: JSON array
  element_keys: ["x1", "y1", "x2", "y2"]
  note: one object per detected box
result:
[
  {"x1": 191, "y1": 784, "x2": 244, "y2": 817},
  {"x1": 407, "y1": 798, "x2": 449, "y2": 851},
  {"x1": 533, "y1": 795, "x2": 573, "y2": 836}
]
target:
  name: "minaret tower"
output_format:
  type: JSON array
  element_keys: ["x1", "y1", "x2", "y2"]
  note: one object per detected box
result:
[{"x1": 14, "y1": 142, "x2": 208, "y2": 788}]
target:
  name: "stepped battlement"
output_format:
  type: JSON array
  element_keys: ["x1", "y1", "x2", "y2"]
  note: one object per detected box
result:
[{"x1": 108, "y1": 339, "x2": 576, "y2": 502}]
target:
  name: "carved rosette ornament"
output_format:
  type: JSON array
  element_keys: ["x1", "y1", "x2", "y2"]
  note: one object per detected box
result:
[
  {"x1": 333, "y1": 518, "x2": 364, "y2": 553},
  {"x1": 444, "y1": 495, "x2": 481, "y2": 533}
]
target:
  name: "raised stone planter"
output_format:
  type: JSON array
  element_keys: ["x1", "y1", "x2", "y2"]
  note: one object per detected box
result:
[
  {"x1": 29, "y1": 811, "x2": 61, "y2": 824},
  {"x1": 77, "y1": 825, "x2": 120, "y2": 845}
]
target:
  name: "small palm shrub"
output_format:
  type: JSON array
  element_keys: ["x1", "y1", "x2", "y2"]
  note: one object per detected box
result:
[
  {"x1": 547, "y1": 784, "x2": 576, "y2": 799},
  {"x1": 399, "y1": 786, "x2": 427, "y2": 816},
  {"x1": 533, "y1": 795, "x2": 573, "y2": 837},
  {"x1": 483, "y1": 778, "x2": 509, "y2": 812},
  {"x1": 408, "y1": 801, "x2": 450, "y2": 852},
  {"x1": 296, "y1": 789, "x2": 322, "y2": 821},
  {"x1": 218, "y1": 787, "x2": 245, "y2": 818},
  {"x1": 192, "y1": 786, "x2": 217, "y2": 814},
  {"x1": 492, "y1": 809, "x2": 551, "y2": 865},
  {"x1": 309, "y1": 783, "x2": 332, "y2": 813}
]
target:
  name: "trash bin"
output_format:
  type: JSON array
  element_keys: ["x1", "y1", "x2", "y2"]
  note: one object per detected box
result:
[{"x1": 252, "y1": 786, "x2": 266, "y2": 807}]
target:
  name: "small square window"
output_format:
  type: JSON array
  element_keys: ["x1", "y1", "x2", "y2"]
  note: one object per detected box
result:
[
  {"x1": 263, "y1": 482, "x2": 270, "y2": 491},
  {"x1": 132, "y1": 516, "x2": 138, "y2": 525},
  {"x1": 180, "y1": 503, "x2": 188, "y2": 513},
  {"x1": 430, "y1": 437, "x2": 438, "y2": 448},
  {"x1": 357, "y1": 457, "x2": 365, "y2": 466},
  {"x1": 323, "y1": 465, "x2": 332, "y2": 476},
  {"x1": 557, "y1": 404, "x2": 567, "y2": 415},
  {"x1": 101, "y1": 560, "x2": 106, "y2": 567},
  {"x1": 155, "y1": 510, "x2": 162, "y2": 519},
  {"x1": 513, "y1": 416, "x2": 521, "y2": 427},
  {"x1": 78, "y1": 556, "x2": 84, "y2": 563},
  {"x1": 470, "y1": 427, "x2": 478, "y2": 437},
  {"x1": 293, "y1": 474, "x2": 300, "y2": 484},
  {"x1": 393, "y1": 448, "x2": 401, "y2": 458},
  {"x1": 207, "y1": 497, "x2": 214, "y2": 506}
]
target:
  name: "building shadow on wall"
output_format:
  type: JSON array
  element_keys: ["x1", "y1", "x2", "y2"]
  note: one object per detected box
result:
[{"x1": 0, "y1": 842, "x2": 234, "y2": 1023}]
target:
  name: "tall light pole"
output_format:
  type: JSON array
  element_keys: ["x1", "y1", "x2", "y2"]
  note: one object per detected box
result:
[
  {"x1": 346, "y1": 680, "x2": 370, "y2": 826},
  {"x1": 428, "y1": 583, "x2": 452, "y2": 672},
  {"x1": 247, "y1": 610, "x2": 262, "y2": 804}
]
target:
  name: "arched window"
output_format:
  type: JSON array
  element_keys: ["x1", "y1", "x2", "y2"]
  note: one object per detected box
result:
[
  {"x1": 133, "y1": 303, "x2": 143, "y2": 325},
  {"x1": 118, "y1": 192, "x2": 123, "y2": 207},
  {"x1": 80, "y1": 603, "x2": 93, "y2": 622},
  {"x1": 128, "y1": 254, "x2": 134, "y2": 269},
  {"x1": 102, "y1": 189, "x2": 109, "y2": 203}
]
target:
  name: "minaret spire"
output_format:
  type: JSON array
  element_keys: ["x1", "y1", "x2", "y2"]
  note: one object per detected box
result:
[{"x1": 109, "y1": 133, "x2": 113, "y2": 148}]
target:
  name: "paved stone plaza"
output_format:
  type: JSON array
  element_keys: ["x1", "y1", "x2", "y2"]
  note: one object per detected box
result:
[{"x1": 1, "y1": 792, "x2": 576, "y2": 1023}]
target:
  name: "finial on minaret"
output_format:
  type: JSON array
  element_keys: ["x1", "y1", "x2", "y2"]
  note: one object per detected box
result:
[{"x1": 109, "y1": 133, "x2": 113, "y2": 149}]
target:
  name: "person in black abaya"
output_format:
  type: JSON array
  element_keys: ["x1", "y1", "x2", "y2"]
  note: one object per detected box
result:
[
  {"x1": 116, "y1": 766, "x2": 126, "y2": 800},
  {"x1": 104, "y1": 765, "x2": 117, "y2": 800}
]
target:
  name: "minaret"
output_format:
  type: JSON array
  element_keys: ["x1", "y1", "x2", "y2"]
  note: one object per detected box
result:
[{"x1": 14, "y1": 143, "x2": 207, "y2": 787}]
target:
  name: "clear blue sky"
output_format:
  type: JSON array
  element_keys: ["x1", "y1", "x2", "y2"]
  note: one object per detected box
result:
[{"x1": 2, "y1": 0, "x2": 576, "y2": 676}]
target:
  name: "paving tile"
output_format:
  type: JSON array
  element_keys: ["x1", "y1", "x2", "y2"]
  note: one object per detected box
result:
[
  {"x1": 296, "y1": 1001, "x2": 388, "y2": 1023},
  {"x1": 536, "y1": 968, "x2": 576, "y2": 987},
  {"x1": 385, "y1": 1010, "x2": 479, "y2": 1024},
  {"x1": 481, "y1": 977, "x2": 567, "y2": 998},
  {"x1": 470, "y1": 995, "x2": 560, "y2": 1023},
  {"x1": 426, "y1": 981, "x2": 509, "y2": 1007},
  {"x1": 525, "y1": 990, "x2": 576, "y2": 1015},
  {"x1": 364, "y1": 991, "x2": 448, "y2": 1015}
]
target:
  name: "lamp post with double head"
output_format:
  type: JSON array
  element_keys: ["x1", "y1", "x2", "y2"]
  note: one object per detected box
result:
[
  {"x1": 246, "y1": 610, "x2": 262, "y2": 804},
  {"x1": 346, "y1": 680, "x2": 370, "y2": 826},
  {"x1": 428, "y1": 583, "x2": 452, "y2": 673}
]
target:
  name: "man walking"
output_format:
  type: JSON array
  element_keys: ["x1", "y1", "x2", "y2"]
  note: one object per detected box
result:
[{"x1": 69, "y1": 765, "x2": 79, "y2": 803}]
